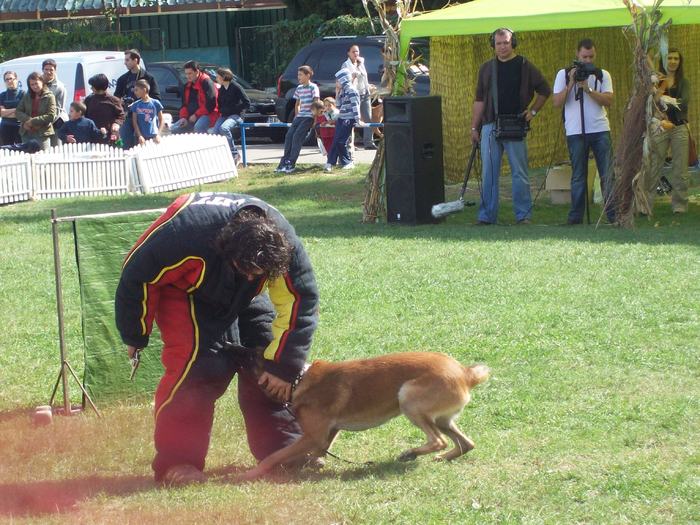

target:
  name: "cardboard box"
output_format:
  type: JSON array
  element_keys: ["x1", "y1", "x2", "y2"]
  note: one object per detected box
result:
[
  {"x1": 546, "y1": 162, "x2": 601, "y2": 204},
  {"x1": 546, "y1": 164, "x2": 572, "y2": 191}
]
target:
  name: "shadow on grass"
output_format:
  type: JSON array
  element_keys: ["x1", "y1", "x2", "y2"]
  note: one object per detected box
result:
[
  {"x1": 209, "y1": 458, "x2": 418, "y2": 485},
  {"x1": 0, "y1": 474, "x2": 154, "y2": 517},
  {"x1": 0, "y1": 407, "x2": 34, "y2": 424},
  {"x1": 2, "y1": 173, "x2": 698, "y2": 247}
]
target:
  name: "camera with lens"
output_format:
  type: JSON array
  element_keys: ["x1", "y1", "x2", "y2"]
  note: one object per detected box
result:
[
  {"x1": 572, "y1": 60, "x2": 603, "y2": 82},
  {"x1": 122, "y1": 96, "x2": 135, "y2": 108}
]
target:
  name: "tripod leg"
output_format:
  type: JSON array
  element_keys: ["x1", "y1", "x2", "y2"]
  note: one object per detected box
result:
[
  {"x1": 64, "y1": 361, "x2": 102, "y2": 418},
  {"x1": 585, "y1": 162, "x2": 590, "y2": 225},
  {"x1": 48, "y1": 366, "x2": 64, "y2": 406}
]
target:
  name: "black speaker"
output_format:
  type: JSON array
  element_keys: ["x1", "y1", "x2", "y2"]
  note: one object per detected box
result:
[{"x1": 384, "y1": 96, "x2": 444, "y2": 225}]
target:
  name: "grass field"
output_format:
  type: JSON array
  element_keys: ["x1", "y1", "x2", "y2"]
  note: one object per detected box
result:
[{"x1": 1, "y1": 165, "x2": 698, "y2": 524}]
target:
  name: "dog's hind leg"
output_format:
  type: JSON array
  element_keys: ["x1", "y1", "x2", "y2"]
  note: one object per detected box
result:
[{"x1": 434, "y1": 416, "x2": 474, "y2": 461}]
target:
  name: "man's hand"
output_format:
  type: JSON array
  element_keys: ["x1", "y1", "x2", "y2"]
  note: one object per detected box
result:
[
  {"x1": 188, "y1": 114, "x2": 197, "y2": 124},
  {"x1": 127, "y1": 346, "x2": 142, "y2": 380},
  {"x1": 470, "y1": 128, "x2": 480, "y2": 145},
  {"x1": 65, "y1": 134, "x2": 76, "y2": 144},
  {"x1": 258, "y1": 371, "x2": 292, "y2": 403}
]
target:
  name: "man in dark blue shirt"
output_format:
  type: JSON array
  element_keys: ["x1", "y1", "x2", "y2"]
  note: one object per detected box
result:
[{"x1": 0, "y1": 71, "x2": 25, "y2": 145}]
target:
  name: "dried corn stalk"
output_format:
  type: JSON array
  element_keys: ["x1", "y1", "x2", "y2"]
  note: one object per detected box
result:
[
  {"x1": 360, "y1": 0, "x2": 423, "y2": 223},
  {"x1": 608, "y1": 0, "x2": 674, "y2": 227}
]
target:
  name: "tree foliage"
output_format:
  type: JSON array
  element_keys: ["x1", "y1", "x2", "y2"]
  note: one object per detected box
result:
[
  {"x1": 283, "y1": 0, "x2": 453, "y2": 20},
  {"x1": 0, "y1": 25, "x2": 138, "y2": 63}
]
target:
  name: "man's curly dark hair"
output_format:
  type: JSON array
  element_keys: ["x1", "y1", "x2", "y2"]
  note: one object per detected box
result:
[{"x1": 215, "y1": 208, "x2": 293, "y2": 279}]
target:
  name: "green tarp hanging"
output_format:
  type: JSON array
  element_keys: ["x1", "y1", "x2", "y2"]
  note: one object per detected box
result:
[{"x1": 74, "y1": 213, "x2": 164, "y2": 403}]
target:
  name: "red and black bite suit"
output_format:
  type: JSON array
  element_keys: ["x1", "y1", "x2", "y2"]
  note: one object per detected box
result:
[{"x1": 115, "y1": 192, "x2": 319, "y2": 479}]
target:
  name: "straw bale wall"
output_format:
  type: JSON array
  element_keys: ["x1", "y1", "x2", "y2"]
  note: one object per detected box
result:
[{"x1": 431, "y1": 25, "x2": 699, "y2": 182}]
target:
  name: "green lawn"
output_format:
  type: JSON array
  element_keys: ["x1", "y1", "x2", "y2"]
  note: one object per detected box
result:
[{"x1": 0, "y1": 165, "x2": 698, "y2": 524}]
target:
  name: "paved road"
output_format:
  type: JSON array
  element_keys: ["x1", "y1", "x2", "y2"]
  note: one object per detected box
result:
[{"x1": 240, "y1": 141, "x2": 379, "y2": 167}]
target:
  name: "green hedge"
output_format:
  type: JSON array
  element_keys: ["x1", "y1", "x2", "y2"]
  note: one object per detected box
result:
[{"x1": 0, "y1": 26, "x2": 139, "y2": 63}]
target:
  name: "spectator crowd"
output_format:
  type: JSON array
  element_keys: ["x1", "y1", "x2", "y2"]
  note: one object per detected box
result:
[{"x1": 0, "y1": 37, "x2": 695, "y2": 219}]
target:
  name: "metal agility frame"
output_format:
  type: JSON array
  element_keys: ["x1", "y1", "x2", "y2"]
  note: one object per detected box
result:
[{"x1": 49, "y1": 207, "x2": 165, "y2": 418}]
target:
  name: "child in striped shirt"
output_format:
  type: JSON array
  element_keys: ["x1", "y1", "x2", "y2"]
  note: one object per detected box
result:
[
  {"x1": 275, "y1": 65, "x2": 320, "y2": 174},
  {"x1": 325, "y1": 69, "x2": 364, "y2": 172}
]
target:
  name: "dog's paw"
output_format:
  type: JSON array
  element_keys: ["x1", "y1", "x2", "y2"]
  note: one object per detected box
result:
[
  {"x1": 237, "y1": 468, "x2": 264, "y2": 482},
  {"x1": 397, "y1": 450, "x2": 418, "y2": 462}
]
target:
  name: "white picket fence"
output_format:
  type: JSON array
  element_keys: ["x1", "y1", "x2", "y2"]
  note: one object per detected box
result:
[
  {"x1": 32, "y1": 143, "x2": 137, "y2": 200},
  {"x1": 0, "y1": 133, "x2": 237, "y2": 204},
  {"x1": 133, "y1": 134, "x2": 236, "y2": 194},
  {"x1": 0, "y1": 150, "x2": 32, "y2": 204}
]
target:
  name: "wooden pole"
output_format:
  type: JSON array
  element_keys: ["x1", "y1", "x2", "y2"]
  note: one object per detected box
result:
[{"x1": 50, "y1": 208, "x2": 71, "y2": 415}]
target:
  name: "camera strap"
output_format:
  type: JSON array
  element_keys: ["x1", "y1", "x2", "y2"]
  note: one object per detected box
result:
[{"x1": 491, "y1": 59, "x2": 499, "y2": 118}]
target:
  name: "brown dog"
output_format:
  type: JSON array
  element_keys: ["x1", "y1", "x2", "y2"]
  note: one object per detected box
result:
[{"x1": 240, "y1": 352, "x2": 489, "y2": 480}]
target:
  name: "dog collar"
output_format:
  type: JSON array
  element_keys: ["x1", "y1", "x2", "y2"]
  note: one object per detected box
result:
[{"x1": 291, "y1": 363, "x2": 310, "y2": 393}]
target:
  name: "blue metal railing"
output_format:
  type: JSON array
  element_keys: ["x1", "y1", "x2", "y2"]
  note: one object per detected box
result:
[{"x1": 239, "y1": 122, "x2": 384, "y2": 167}]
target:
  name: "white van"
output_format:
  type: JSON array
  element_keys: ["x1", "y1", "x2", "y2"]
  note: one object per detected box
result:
[{"x1": 0, "y1": 51, "x2": 129, "y2": 114}]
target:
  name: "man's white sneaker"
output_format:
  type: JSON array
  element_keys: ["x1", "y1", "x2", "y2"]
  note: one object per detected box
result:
[
  {"x1": 341, "y1": 163, "x2": 355, "y2": 170},
  {"x1": 324, "y1": 163, "x2": 332, "y2": 172}
]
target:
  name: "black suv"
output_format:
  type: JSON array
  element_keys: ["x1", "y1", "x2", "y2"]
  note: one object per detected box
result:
[
  {"x1": 148, "y1": 61, "x2": 285, "y2": 141},
  {"x1": 275, "y1": 35, "x2": 430, "y2": 123}
]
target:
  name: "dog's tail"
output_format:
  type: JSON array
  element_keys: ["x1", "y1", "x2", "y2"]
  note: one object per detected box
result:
[{"x1": 465, "y1": 364, "x2": 490, "y2": 388}]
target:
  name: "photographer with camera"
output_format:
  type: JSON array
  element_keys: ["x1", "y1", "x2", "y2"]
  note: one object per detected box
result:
[
  {"x1": 470, "y1": 28, "x2": 550, "y2": 225},
  {"x1": 553, "y1": 38, "x2": 614, "y2": 225},
  {"x1": 114, "y1": 50, "x2": 161, "y2": 148}
]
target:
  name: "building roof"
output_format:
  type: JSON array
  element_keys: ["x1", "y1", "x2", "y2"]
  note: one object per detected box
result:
[{"x1": 0, "y1": 0, "x2": 282, "y2": 19}]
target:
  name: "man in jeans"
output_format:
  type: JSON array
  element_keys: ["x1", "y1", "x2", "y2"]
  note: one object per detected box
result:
[
  {"x1": 470, "y1": 28, "x2": 550, "y2": 225},
  {"x1": 170, "y1": 61, "x2": 219, "y2": 135},
  {"x1": 553, "y1": 38, "x2": 615, "y2": 224},
  {"x1": 114, "y1": 49, "x2": 161, "y2": 148},
  {"x1": 275, "y1": 65, "x2": 319, "y2": 174}
]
